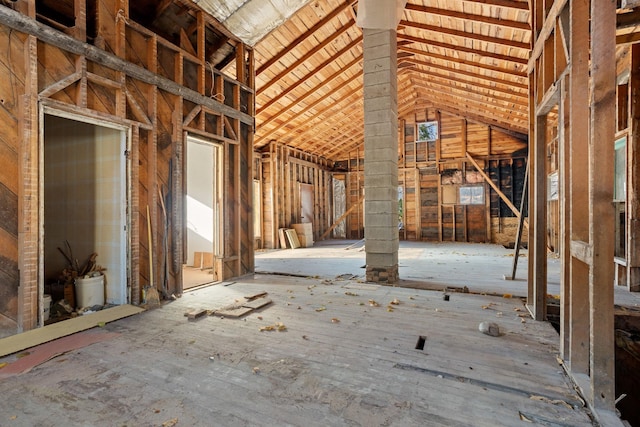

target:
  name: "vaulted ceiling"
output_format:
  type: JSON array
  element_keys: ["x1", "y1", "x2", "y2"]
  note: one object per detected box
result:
[{"x1": 247, "y1": 0, "x2": 532, "y2": 161}]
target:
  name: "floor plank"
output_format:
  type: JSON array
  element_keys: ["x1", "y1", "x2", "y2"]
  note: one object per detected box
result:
[{"x1": 0, "y1": 276, "x2": 595, "y2": 426}]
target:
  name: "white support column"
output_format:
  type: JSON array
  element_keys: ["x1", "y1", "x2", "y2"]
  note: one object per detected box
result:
[{"x1": 362, "y1": 26, "x2": 399, "y2": 283}]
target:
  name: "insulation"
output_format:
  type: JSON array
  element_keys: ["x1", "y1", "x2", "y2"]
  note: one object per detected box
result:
[{"x1": 197, "y1": 0, "x2": 312, "y2": 46}]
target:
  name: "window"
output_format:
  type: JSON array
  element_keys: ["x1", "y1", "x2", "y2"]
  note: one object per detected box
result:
[
  {"x1": 614, "y1": 136, "x2": 626, "y2": 202},
  {"x1": 416, "y1": 121, "x2": 438, "y2": 142},
  {"x1": 459, "y1": 186, "x2": 484, "y2": 205}
]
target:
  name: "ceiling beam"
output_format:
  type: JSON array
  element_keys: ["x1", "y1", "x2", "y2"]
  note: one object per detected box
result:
[
  {"x1": 412, "y1": 95, "x2": 528, "y2": 135},
  {"x1": 256, "y1": 0, "x2": 355, "y2": 76},
  {"x1": 398, "y1": 45, "x2": 527, "y2": 78},
  {"x1": 410, "y1": 79, "x2": 529, "y2": 118},
  {"x1": 462, "y1": 0, "x2": 530, "y2": 11},
  {"x1": 409, "y1": 71, "x2": 528, "y2": 107},
  {"x1": 410, "y1": 81, "x2": 528, "y2": 124},
  {"x1": 406, "y1": 57, "x2": 528, "y2": 93},
  {"x1": 399, "y1": 20, "x2": 530, "y2": 50},
  {"x1": 257, "y1": 19, "x2": 357, "y2": 95},
  {"x1": 257, "y1": 37, "x2": 362, "y2": 113},
  {"x1": 404, "y1": 3, "x2": 531, "y2": 31},
  {"x1": 397, "y1": 33, "x2": 529, "y2": 65},
  {"x1": 256, "y1": 72, "x2": 363, "y2": 146},
  {"x1": 258, "y1": 64, "x2": 362, "y2": 130}
]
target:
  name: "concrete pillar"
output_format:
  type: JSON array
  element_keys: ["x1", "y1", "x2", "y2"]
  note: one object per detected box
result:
[{"x1": 363, "y1": 28, "x2": 399, "y2": 283}]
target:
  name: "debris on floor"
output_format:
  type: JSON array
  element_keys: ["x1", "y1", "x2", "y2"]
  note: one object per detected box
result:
[
  {"x1": 209, "y1": 292, "x2": 273, "y2": 319},
  {"x1": 183, "y1": 308, "x2": 208, "y2": 321},
  {"x1": 479, "y1": 321, "x2": 501, "y2": 337}
]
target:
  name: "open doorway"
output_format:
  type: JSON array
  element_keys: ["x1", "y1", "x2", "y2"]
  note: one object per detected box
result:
[
  {"x1": 42, "y1": 112, "x2": 128, "y2": 324},
  {"x1": 184, "y1": 136, "x2": 223, "y2": 289}
]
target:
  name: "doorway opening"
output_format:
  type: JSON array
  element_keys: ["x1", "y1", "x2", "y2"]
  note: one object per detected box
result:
[
  {"x1": 183, "y1": 136, "x2": 223, "y2": 289},
  {"x1": 42, "y1": 112, "x2": 129, "y2": 324}
]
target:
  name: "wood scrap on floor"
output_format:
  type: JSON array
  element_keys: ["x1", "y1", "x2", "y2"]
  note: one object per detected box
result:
[
  {"x1": 204, "y1": 292, "x2": 273, "y2": 319},
  {"x1": 183, "y1": 309, "x2": 209, "y2": 321}
]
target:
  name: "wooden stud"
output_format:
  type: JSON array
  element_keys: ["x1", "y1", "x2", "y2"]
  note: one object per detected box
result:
[
  {"x1": 568, "y1": 0, "x2": 590, "y2": 377},
  {"x1": 588, "y1": 0, "x2": 616, "y2": 409},
  {"x1": 627, "y1": 44, "x2": 640, "y2": 292}
]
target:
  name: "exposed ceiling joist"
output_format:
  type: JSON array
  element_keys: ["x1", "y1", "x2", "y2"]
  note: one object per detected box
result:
[
  {"x1": 404, "y1": 3, "x2": 531, "y2": 31},
  {"x1": 397, "y1": 33, "x2": 529, "y2": 65},
  {"x1": 399, "y1": 20, "x2": 530, "y2": 50}
]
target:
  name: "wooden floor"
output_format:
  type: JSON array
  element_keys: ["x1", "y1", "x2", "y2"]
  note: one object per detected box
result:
[{"x1": 0, "y1": 273, "x2": 595, "y2": 426}]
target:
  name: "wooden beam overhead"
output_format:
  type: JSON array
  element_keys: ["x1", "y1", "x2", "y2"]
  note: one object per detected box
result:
[
  {"x1": 397, "y1": 33, "x2": 529, "y2": 65},
  {"x1": 398, "y1": 45, "x2": 527, "y2": 78},
  {"x1": 257, "y1": 37, "x2": 362, "y2": 113},
  {"x1": 410, "y1": 72, "x2": 528, "y2": 107},
  {"x1": 411, "y1": 81, "x2": 529, "y2": 122},
  {"x1": 256, "y1": 0, "x2": 355, "y2": 76},
  {"x1": 256, "y1": 73, "x2": 363, "y2": 146},
  {"x1": 399, "y1": 20, "x2": 530, "y2": 50},
  {"x1": 407, "y1": 57, "x2": 529, "y2": 92},
  {"x1": 404, "y1": 3, "x2": 531, "y2": 31},
  {"x1": 258, "y1": 66, "x2": 362, "y2": 130},
  {"x1": 257, "y1": 19, "x2": 358, "y2": 95},
  {"x1": 462, "y1": 0, "x2": 530, "y2": 11}
]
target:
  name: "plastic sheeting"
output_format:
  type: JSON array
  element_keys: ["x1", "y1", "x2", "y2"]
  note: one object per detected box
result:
[
  {"x1": 197, "y1": 0, "x2": 312, "y2": 46},
  {"x1": 356, "y1": 0, "x2": 407, "y2": 30}
]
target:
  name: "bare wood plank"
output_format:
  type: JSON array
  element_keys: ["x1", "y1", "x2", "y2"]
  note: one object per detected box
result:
[
  {"x1": 256, "y1": 0, "x2": 354, "y2": 75},
  {"x1": 39, "y1": 72, "x2": 82, "y2": 98},
  {"x1": 399, "y1": 20, "x2": 530, "y2": 50},
  {"x1": 588, "y1": 0, "x2": 616, "y2": 409},
  {"x1": 405, "y1": 3, "x2": 530, "y2": 30},
  {"x1": 530, "y1": 112, "x2": 547, "y2": 321},
  {"x1": 566, "y1": 0, "x2": 590, "y2": 376},
  {"x1": 257, "y1": 19, "x2": 357, "y2": 95},
  {"x1": 397, "y1": 33, "x2": 528, "y2": 65}
]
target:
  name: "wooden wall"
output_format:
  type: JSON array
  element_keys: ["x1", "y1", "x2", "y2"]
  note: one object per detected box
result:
[
  {"x1": 339, "y1": 109, "x2": 528, "y2": 244},
  {"x1": 0, "y1": 24, "x2": 24, "y2": 330},
  {"x1": 260, "y1": 142, "x2": 332, "y2": 249},
  {"x1": 0, "y1": 1, "x2": 254, "y2": 334}
]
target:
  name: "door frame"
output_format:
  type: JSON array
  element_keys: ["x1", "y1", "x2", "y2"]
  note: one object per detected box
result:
[
  {"x1": 39, "y1": 105, "x2": 131, "y2": 324},
  {"x1": 184, "y1": 135, "x2": 224, "y2": 281}
]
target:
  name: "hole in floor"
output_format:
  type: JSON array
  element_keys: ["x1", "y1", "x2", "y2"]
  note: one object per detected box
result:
[{"x1": 415, "y1": 335, "x2": 426, "y2": 350}]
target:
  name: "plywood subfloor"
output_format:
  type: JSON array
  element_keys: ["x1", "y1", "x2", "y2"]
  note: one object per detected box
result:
[{"x1": 0, "y1": 275, "x2": 595, "y2": 426}]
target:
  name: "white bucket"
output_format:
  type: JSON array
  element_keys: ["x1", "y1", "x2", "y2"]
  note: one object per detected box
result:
[
  {"x1": 43, "y1": 294, "x2": 52, "y2": 321},
  {"x1": 75, "y1": 275, "x2": 105, "y2": 308}
]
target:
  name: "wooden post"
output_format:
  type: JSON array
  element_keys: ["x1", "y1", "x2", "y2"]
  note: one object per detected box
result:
[
  {"x1": 18, "y1": 33, "x2": 39, "y2": 331},
  {"x1": 627, "y1": 44, "x2": 640, "y2": 292},
  {"x1": 568, "y1": 0, "x2": 590, "y2": 376},
  {"x1": 588, "y1": 0, "x2": 616, "y2": 410},
  {"x1": 532, "y1": 113, "x2": 547, "y2": 321},
  {"x1": 559, "y1": 74, "x2": 570, "y2": 359}
]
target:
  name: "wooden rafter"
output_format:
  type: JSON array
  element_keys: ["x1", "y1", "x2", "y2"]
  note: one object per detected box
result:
[
  {"x1": 399, "y1": 20, "x2": 530, "y2": 50},
  {"x1": 257, "y1": 36, "x2": 362, "y2": 113},
  {"x1": 410, "y1": 72, "x2": 528, "y2": 107},
  {"x1": 405, "y1": 3, "x2": 531, "y2": 30},
  {"x1": 397, "y1": 33, "x2": 529, "y2": 65},
  {"x1": 255, "y1": 0, "x2": 355, "y2": 76},
  {"x1": 462, "y1": 0, "x2": 530, "y2": 11},
  {"x1": 258, "y1": 68, "x2": 362, "y2": 132},
  {"x1": 260, "y1": 85, "x2": 363, "y2": 148},
  {"x1": 257, "y1": 19, "x2": 357, "y2": 95},
  {"x1": 407, "y1": 57, "x2": 528, "y2": 92},
  {"x1": 398, "y1": 45, "x2": 527, "y2": 78},
  {"x1": 412, "y1": 89, "x2": 528, "y2": 132}
]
